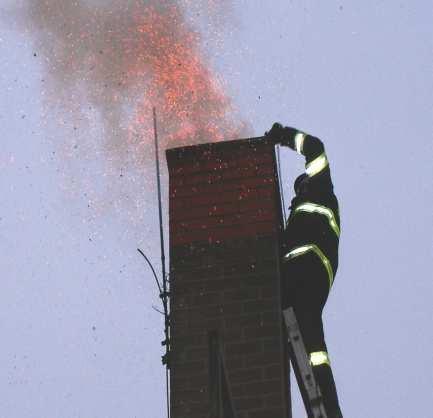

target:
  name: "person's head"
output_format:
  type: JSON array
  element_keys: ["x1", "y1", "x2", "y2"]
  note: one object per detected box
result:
[{"x1": 294, "y1": 173, "x2": 309, "y2": 195}]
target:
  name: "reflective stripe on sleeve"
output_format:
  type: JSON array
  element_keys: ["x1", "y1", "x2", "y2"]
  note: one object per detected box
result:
[
  {"x1": 283, "y1": 244, "x2": 334, "y2": 288},
  {"x1": 305, "y1": 152, "x2": 329, "y2": 177},
  {"x1": 293, "y1": 202, "x2": 340, "y2": 237},
  {"x1": 294, "y1": 132, "x2": 306, "y2": 155},
  {"x1": 310, "y1": 351, "x2": 331, "y2": 367}
]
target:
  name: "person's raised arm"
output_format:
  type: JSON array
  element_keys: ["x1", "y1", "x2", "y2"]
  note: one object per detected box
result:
[{"x1": 265, "y1": 123, "x2": 330, "y2": 180}]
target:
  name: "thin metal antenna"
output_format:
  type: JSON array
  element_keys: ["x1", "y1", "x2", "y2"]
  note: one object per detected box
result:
[
  {"x1": 153, "y1": 107, "x2": 167, "y2": 303},
  {"x1": 152, "y1": 107, "x2": 170, "y2": 418}
]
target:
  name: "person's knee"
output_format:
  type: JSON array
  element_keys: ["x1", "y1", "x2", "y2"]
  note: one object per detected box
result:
[{"x1": 295, "y1": 311, "x2": 326, "y2": 352}]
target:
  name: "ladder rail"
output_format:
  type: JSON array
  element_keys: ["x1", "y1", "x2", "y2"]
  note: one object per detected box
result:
[{"x1": 283, "y1": 307, "x2": 328, "y2": 418}]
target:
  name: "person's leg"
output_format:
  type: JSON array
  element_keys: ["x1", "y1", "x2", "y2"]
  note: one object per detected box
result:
[
  {"x1": 300, "y1": 313, "x2": 342, "y2": 417},
  {"x1": 284, "y1": 254, "x2": 343, "y2": 417}
]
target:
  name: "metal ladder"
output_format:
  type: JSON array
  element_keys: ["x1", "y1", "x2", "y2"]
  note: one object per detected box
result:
[{"x1": 283, "y1": 307, "x2": 328, "y2": 418}]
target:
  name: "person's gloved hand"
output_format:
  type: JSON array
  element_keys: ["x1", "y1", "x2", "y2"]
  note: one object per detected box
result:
[
  {"x1": 264, "y1": 123, "x2": 298, "y2": 148},
  {"x1": 264, "y1": 122, "x2": 284, "y2": 143}
]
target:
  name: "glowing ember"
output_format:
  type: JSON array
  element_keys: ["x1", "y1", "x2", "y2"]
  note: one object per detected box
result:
[
  {"x1": 12, "y1": 0, "x2": 249, "y2": 221},
  {"x1": 129, "y1": 3, "x2": 245, "y2": 147},
  {"x1": 17, "y1": 0, "x2": 248, "y2": 154}
]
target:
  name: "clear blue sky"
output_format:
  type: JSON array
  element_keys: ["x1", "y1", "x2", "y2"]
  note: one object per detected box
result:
[{"x1": 1, "y1": 1, "x2": 432, "y2": 417}]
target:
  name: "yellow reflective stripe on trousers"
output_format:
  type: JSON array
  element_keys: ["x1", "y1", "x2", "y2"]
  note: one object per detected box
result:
[
  {"x1": 294, "y1": 132, "x2": 306, "y2": 154},
  {"x1": 283, "y1": 244, "x2": 334, "y2": 288},
  {"x1": 306, "y1": 152, "x2": 329, "y2": 177},
  {"x1": 294, "y1": 202, "x2": 340, "y2": 237},
  {"x1": 310, "y1": 351, "x2": 330, "y2": 367}
]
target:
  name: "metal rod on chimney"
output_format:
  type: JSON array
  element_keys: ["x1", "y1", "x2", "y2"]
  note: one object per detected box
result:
[
  {"x1": 152, "y1": 109, "x2": 166, "y2": 300},
  {"x1": 152, "y1": 107, "x2": 170, "y2": 418}
]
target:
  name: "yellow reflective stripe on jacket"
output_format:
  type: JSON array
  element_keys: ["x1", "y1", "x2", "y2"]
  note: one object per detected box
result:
[
  {"x1": 310, "y1": 351, "x2": 331, "y2": 367},
  {"x1": 306, "y1": 152, "x2": 329, "y2": 177},
  {"x1": 294, "y1": 132, "x2": 306, "y2": 154},
  {"x1": 293, "y1": 202, "x2": 340, "y2": 237},
  {"x1": 283, "y1": 244, "x2": 334, "y2": 288}
]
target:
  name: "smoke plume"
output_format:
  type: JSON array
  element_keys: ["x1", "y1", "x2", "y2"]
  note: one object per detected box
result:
[
  {"x1": 14, "y1": 0, "x2": 248, "y2": 158},
  {"x1": 8, "y1": 0, "x2": 249, "y2": 221}
]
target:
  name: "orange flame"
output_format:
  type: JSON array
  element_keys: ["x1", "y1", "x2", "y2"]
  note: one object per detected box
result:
[
  {"x1": 17, "y1": 1, "x2": 247, "y2": 154},
  {"x1": 127, "y1": 3, "x2": 247, "y2": 148}
]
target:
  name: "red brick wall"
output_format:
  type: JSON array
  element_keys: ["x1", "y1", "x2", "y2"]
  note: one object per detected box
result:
[{"x1": 167, "y1": 138, "x2": 291, "y2": 418}]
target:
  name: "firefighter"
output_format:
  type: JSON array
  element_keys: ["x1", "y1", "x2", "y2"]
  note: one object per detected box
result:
[{"x1": 265, "y1": 123, "x2": 343, "y2": 418}]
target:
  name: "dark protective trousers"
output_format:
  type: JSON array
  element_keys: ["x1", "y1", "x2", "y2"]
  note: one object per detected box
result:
[{"x1": 282, "y1": 251, "x2": 342, "y2": 417}]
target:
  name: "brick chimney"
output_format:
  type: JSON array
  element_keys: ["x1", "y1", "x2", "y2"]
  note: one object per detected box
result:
[{"x1": 166, "y1": 138, "x2": 291, "y2": 418}]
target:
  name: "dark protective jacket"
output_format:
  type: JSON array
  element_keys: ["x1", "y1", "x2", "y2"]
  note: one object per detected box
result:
[{"x1": 281, "y1": 133, "x2": 340, "y2": 290}]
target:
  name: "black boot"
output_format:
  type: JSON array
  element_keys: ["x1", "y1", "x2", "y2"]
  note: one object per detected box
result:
[
  {"x1": 327, "y1": 408, "x2": 343, "y2": 418},
  {"x1": 327, "y1": 410, "x2": 343, "y2": 418}
]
